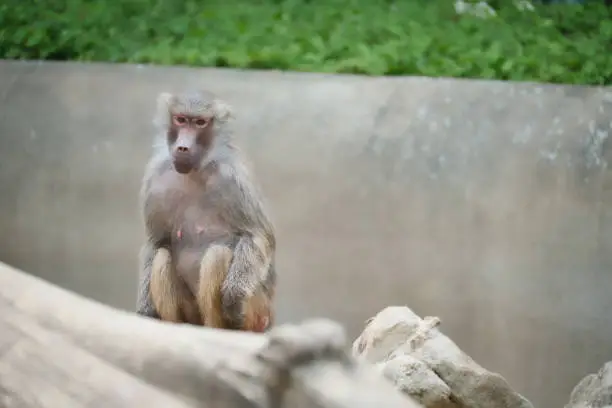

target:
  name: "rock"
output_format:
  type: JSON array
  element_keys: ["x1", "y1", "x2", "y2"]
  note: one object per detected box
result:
[
  {"x1": 352, "y1": 306, "x2": 534, "y2": 408},
  {"x1": 565, "y1": 362, "x2": 612, "y2": 408},
  {"x1": 376, "y1": 355, "x2": 457, "y2": 408}
]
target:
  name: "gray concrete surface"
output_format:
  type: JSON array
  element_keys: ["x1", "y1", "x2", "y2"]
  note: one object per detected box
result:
[{"x1": 0, "y1": 60, "x2": 611, "y2": 407}]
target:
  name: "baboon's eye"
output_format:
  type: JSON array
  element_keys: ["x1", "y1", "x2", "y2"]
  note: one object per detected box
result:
[
  {"x1": 172, "y1": 115, "x2": 187, "y2": 126},
  {"x1": 194, "y1": 118, "x2": 209, "y2": 128}
]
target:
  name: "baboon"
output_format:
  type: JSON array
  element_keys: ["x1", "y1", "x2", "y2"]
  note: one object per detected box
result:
[{"x1": 136, "y1": 90, "x2": 276, "y2": 332}]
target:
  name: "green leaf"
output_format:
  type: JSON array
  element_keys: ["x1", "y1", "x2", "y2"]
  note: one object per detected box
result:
[{"x1": 0, "y1": 0, "x2": 610, "y2": 85}]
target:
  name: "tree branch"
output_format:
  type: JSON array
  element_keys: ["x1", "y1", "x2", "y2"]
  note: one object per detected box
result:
[{"x1": 0, "y1": 261, "x2": 422, "y2": 408}]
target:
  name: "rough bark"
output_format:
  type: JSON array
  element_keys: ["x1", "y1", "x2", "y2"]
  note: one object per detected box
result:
[
  {"x1": 0, "y1": 261, "x2": 422, "y2": 408},
  {"x1": 352, "y1": 306, "x2": 534, "y2": 408}
]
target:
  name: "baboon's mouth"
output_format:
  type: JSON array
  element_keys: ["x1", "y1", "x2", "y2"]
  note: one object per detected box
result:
[{"x1": 173, "y1": 160, "x2": 194, "y2": 174}]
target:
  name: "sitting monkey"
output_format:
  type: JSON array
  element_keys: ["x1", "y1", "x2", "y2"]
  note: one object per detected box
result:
[{"x1": 136, "y1": 90, "x2": 276, "y2": 332}]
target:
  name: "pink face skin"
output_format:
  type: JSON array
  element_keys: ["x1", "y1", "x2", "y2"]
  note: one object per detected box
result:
[{"x1": 167, "y1": 113, "x2": 215, "y2": 174}]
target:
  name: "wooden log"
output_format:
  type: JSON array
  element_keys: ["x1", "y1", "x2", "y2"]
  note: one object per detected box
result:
[
  {"x1": 0, "y1": 297, "x2": 195, "y2": 408},
  {"x1": 0, "y1": 261, "x2": 423, "y2": 408}
]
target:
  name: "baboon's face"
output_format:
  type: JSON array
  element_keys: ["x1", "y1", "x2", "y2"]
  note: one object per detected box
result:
[{"x1": 166, "y1": 111, "x2": 215, "y2": 174}]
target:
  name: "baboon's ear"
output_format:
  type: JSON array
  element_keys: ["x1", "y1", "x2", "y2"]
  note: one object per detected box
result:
[
  {"x1": 212, "y1": 99, "x2": 233, "y2": 123},
  {"x1": 156, "y1": 92, "x2": 174, "y2": 113},
  {"x1": 153, "y1": 92, "x2": 175, "y2": 127}
]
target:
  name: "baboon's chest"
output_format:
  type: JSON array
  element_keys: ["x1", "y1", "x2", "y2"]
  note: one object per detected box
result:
[
  {"x1": 149, "y1": 170, "x2": 232, "y2": 248},
  {"x1": 149, "y1": 169, "x2": 233, "y2": 291}
]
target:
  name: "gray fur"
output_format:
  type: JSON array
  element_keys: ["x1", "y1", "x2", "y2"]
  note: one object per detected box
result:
[
  {"x1": 136, "y1": 241, "x2": 160, "y2": 318},
  {"x1": 136, "y1": 90, "x2": 276, "y2": 328}
]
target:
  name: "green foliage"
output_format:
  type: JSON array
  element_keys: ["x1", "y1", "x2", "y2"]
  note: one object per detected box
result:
[{"x1": 1, "y1": 0, "x2": 611, "y2": 85}]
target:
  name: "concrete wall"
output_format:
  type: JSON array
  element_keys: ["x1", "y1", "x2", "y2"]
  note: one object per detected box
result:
[{"x1": 0, "y1": 60, "x2": 611, "y2": 407}]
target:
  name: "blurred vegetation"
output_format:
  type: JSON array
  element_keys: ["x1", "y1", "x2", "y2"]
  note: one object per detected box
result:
[{"x1": 1, "y1": 0, "x2": 612, "y2": 84}]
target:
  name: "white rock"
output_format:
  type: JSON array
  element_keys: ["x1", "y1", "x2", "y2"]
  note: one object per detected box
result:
[
  {"x1": 352, "y1": 306, "x2": 534, "y2": 408},
  {"x1": 565, "y1": 362, "x2": 612, "y2": 408}
]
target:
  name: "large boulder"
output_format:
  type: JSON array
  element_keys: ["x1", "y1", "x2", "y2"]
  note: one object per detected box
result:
[
  {"x1": 565, "y1": 362, "x2": 612, "y2": 408},
  {"x1": 352, "y1": 306, "x2": 534, "y2": 408}
]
